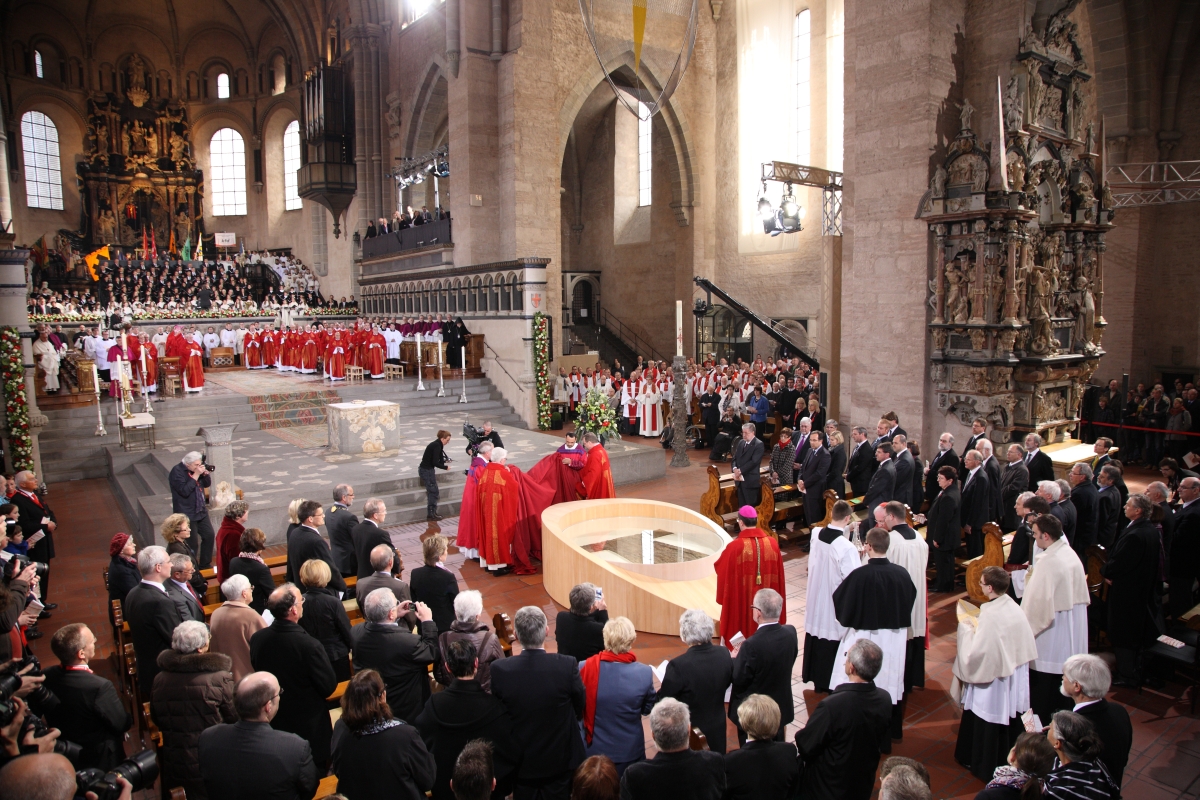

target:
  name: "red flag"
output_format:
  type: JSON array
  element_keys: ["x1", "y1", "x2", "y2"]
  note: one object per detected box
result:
[
  {"x1": 141, "y1": 227, "x2": 148, "y2": 257},
  {"x1": 150, "y1": 227, "x2": 158, "y2": 260}
]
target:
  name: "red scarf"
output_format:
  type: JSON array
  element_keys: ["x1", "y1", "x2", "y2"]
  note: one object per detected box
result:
[{"x1": 580, "y1": 651, "x2": 637, "y2": 744}]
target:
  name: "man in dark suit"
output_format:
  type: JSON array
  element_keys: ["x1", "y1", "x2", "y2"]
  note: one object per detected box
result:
[
  {"x1": 1000, "y1": 444, "x2": 1030, "y2": 533},
  {"x1": 43, "y1": 624, "x2": 132, "y2": 770},
  {"x1": 922, "y1": 466, "x2": 961, "y2": 592},
  {"x1": 283, "y1": 500, "x2": 346, "y2": 594},
  {"x1": 1023, "y1": 433, "x2": 1056, "y2": 486},
  {"x1": 168, "y1": 452, "x2": 215, "y2": 569},
  {"x1": 165, "y1": 553, "x2": 206, "y2": 622},
  {"x1": 864, "y1": 443, "x2": 896, "y2": 522},
  {"x1": 979, "y1": 440, "x2": 1004, "y2": 523},
  {"x1": 923, "y1": 432, "x2": 961, "y2": 510},
  {"x1": 1061, "y1": 654, "x2": 1132, "y2": 787},
  {"x1": 326, "y1": 484, "x2": 358, "y2": 579},
  {"x1": 1090, "y1": 437, "x2": 1114, "y2": 485},
  {"x1": 1146, "y1": 481, "x2": 1176, "y2": 560},
  {"x1": 1068, "y1": 463, "x2": 1101, "y2": 558},
  {"x1": 123, "y1": 546, "x2": 183, "y2": 695},
  {"x1": 731, "y1": 423, "x2": 765, "y2": 509},
  {"x1": 890, "y1": 435, "x2": 915, "y2": 509},
  {"x1": 199, "y1": 671, "x2": 319, "y2": 800},
  {"x1": 353, "y1": 500, "x2": 397, "y2": 579},
  {"x1": 1096, "y1": 465, "x2": 1123, "y2": 548},
  {"x1": 845, "y1": 426, "x2": 875, "y2": 498},
  {"x1": 1056, "y1": 484, "x2": 1079, "y2": 548},
  {"x1": 960, "y1": 449, "x2": 992, "y2": 558},
  {"x1": 959, "y1": 419, "x2": 988, "y2": 481},
  {"x1": 491, "y1": 606, "x2": 586, "y2": 799},
  {"x1": 356, "y1": 544, "x2": 419, "y2": 629},
  {"x1": 554, "y1": 582, "x2": 609, "y2": 662},
  {"x1": 655, "y1": 609, "x2": 732, "y2": 753},
  {"x1": 351, "y1": 588, "x2": 438, "y2": 723},
  {"x1": 698, "y1": 388, "x2": 721, "y2": 448},
  {"x1": 1168, "y1": 477, "x2": 1200, "y2": 619},
  {"x1": 728, "y1": 588, "x2": 798, "y2": 743},
  {"x1": 620, "y1": 698, "x2": 725, "y2": 800},
  {"x1": 798, "y1": 431, "x2": 832, "y2": 527},
  {"x1": 9, "y1": 470, "x2": 57, "y2": 606},
  {"x1": 794, "y1": 639, "x2": 893, "y2": 800},
  {"x1": 250, "y1": 584, "x2": 338, "y2": 770}
]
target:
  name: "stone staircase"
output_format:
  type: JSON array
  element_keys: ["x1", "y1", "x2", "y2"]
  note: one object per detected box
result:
[{"x1": 38, "y1": 375, "x2": 525, "y2": 484}]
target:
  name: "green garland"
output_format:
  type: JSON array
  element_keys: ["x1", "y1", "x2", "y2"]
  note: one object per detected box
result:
[
  {"x1": 0, "y1": 327, "x2": 34, "y2": 472},
  {"x1": 532, "y1": 312, "x2": 552, "y2": 430}
]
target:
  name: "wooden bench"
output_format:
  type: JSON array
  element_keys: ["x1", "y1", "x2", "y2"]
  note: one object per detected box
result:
[
  {"x1": 345, "y1": 365, "x2": 365, "y2": 382},
  {"x1": 699, "y1": 465, "x2": 775, "y2": 534},
  {"x1": 958, "y1": 522, "x2": 1004, "y2": 604},
  {"x1": 384, "y1": 363, "x2": 405, "y2": 380},
  {"x1": 493, "y1": 612, "x2": 515, "y2": 656},
  {"x1": 202, "y1": 556, "x2": 356, "y2": 604},
  {"x1": 314, "y1": 775, "x2": 339, "y2": 800}
]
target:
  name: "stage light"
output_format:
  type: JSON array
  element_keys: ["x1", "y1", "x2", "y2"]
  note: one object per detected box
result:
[
  {"x1": 778, "y1": 184, "x2": 803, "y2": 233},
  {"x1": 757, "y1": 184, "x2": 781, "y2": 236}
]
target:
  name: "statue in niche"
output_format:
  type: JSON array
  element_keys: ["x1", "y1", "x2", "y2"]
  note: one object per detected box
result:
[
  {"x1": 1028, "y1": 267, "x2": 1057, "y2": 355},
  {"x1": 121, "y1": 126, "x2": 131, "y2": 156},
  {"x1": 957, "y1": 99, "x2": 975, "y2": 132},
  {"x1": 1101, "y1": 182, "x2": 1115, "y2": 211},
  {"x1": 931, "y1": 164, "x2": 947, "y2": 197},
  {"x1": 1007, "y1": 152, "x2": 1027, "y2": 193},
  {"x1": 946, "y1": 259, "x2": 969, "y2": 324},
  {"x1": 1076, "y1": 174, "x2": 1095, "y2": 220},
  {"x1": 129, "y1": 122, "x2": 147, "y2": 153},
  {"x1": 1026, "y1": 61, "x2": 1044, "y2": 122},
  {"x1": 971, "y1": 157, "x2": 988, "y2": 192},
  {"x1": 145, "y1": 125, "x2": 158, "y2": 160},
  {"x1": 96, "y1": 209, "x2": 117, "y2": 244},
  {"x1": 126, "y1": 54, "x2": 150, "y2": 108},
  {"x1": 1039, "y1": 232, "x2": 1063, "y2": 285},
  {"x1": 175, "y1": 210, "x2": 191, "y2": 244},
  {"x1": 1040, "y1": 86, "x2": 1064, "y2": 130},
  {"x1": 949, "y1": 157, "x2": 973, "y2": 186},
  {"x1": 1004, "y1": 77, "x2": 1024, "y2": 132},
  {"x1": 169, "y1": 132, "x2": 191, "y2": 168},
  {"x1": 1086, "y1": 122, "x2": 1096, "y2": 154},
  {"x1": 1071, "y1": 83, "x2": 1088, "y2": 140},
  {"x1": 92, "y1": 120, "x2": 109, "y2": 157},
  {"x1": 1014, "y1": 243, "x2": 1032, "y2": 320},
  {"x1": 985, "y1": 258, "x2": 1005, "y2": 323},
  {"x1": 1071, "y1": 275, "x2": 1098, "y2": 354}
]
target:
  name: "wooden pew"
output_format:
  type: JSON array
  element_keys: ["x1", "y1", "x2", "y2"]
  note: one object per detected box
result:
[
  {"x1": 688, "y1": 727, "x2": 710, "y2": 751},
  {"x1": 699, "y1": 465, "x2": 775, "y2": 534},
  {"x1": 141, "y1": 702, "x2": 162, "y2": 747},
  {"x1": 493, "y1": 612, "x2": 515, "y2": 656},
  {"x1": 961, "y1": 522, "x2": 1004, "y2": 604},
  {"x1": 203, "y1": 557, "x2": 357, "y2": 604},
  {"x1": 1085, "y1": 544, "x2": 1109, "y2": 602},
  {"x1": 314, "y1": 775, "x2": 339, "y2": 800}
]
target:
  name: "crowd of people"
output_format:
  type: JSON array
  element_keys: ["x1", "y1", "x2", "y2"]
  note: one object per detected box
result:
[
  {"x1": 364, "y1": 206, "x2": 450, "y2": 238},
  {"x1": 0, "y1": 371, "x2": 1194, "y2": 800},
  {"x1": 1081, "y1": 378, "x2": 1200, "y2": 466}
]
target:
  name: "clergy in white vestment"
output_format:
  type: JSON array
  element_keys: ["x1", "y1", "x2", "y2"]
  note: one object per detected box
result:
[
  {"x1": 151, "y1": 328, "x2": 169, "y2": 358},
  {"x1": 619, "y1": 376, "x2": 640, "y2": 432},
  {"x1": 219, "y1": 324, "x2": 238, "y2": 352},
  {"x1": 383, "y1": 326, "x2": 402, "y2": 362},
  {"x1": 880, "y1": 502, "x2": 930, "y2": 698},
  {"x1": 801, "y1": 500, "x2": 861, "y2": 692},
  {"x1": 32, "y1": 329, "x2": 62, "y2": 392},
  {"x1": 952, "y1": 567, "x2": 1039, "y2": 782},
  {"x1": 1021, "y1": 513, "x2": 1090, "y2": 723},
  {"x1": 829, "y1": 527, "x2": 916, "y2": 737},
  {"x1": 638, "y1": 382, "x2": 663, "y2": 437}
]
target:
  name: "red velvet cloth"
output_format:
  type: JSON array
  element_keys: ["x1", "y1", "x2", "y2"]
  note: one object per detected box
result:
[
  {"x1": 507, "y1": 456, "x2": 574, "y2": 574},
  {"x1": 580, "y1": 651, "x2": 638, "y2": 744},
  {"x1": 714, "y1": 528, "x2": 787, "y2": 649}
]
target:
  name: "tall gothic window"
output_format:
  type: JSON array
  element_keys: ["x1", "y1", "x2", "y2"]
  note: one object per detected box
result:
[
  {"x1": 283, "y1": 120, "x2": 302, "y2": 210},
  {"x1": 638, "y1": 102, "x2": 652, "y2": 206},
  {"x1": 33, "y1": 50, "x2": 44, "y2": 79},
  {"x1": 210, "y1": 128, "x2": 247, "y2": 216},
  {"x1": 20, "y1": 111, "x2": 62, "y2": 210},
  {"x1": 216, "y1": 72, "x2": 230, "y2": 99},
  {"x1": 794, "y1": 9, "x2": 811, "y2": 165}
]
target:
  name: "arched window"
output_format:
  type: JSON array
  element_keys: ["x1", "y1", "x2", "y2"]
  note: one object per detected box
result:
[
  {"x1": 499, "y1": 275, "x2": 510, "y2": 311},
  {"x1": 271, "y1": 54, "x2": 287, "y2": 95},
  {"x1": 283, "y1": 120, "x2": 302, "y2": 210},
  {"x1": 20, "y1": 111, "x2": 63, "y2": 210},
  {"x1": 209, "y1": 128, "x2": 247, "y2": 216},
  {"x1": 33, "y1": 50, "x2": 43, "y2": 79},
  {"x1": 638, "y1": 102, "x2": 651, "y2": 206},
  {"x1": 216, "y1": 72, "x2": 230, "y2": 99},
  {"x1": 511, "y1": 273, "x2": 523, "y2": 312}
]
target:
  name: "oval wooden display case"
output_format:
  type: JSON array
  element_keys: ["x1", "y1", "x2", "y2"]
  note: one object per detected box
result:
[{"x1": 541, "y1": 499, "x2": 732, "y2": 636}]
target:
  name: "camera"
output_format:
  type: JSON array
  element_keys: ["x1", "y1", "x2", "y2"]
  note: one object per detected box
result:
[
  {"x1": 200, "y1": 454, "x2": 216, "y2": 473},
  {"x1": 9, "y1": 554, "x2": 49, "y2": 581},
  {"x1": 462, "y1": 422, "x2": 484, "y2": 456},
  {"x1": 0, "y1": 655, "x2": 58, "y2": 724},
  {"x1": 25, "y1": 711, "x2": 80, "y2": 764},
  {"x1": 77, "y1": 749, "x2": 159, "y2": 800}
]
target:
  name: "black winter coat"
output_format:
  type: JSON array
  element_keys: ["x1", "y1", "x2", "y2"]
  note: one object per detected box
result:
[
  {"x1": 150, "y1": 650, "x2": 237, "y2": 800},
  {"x1": 1101, "y1": 518, "x2": 1164, "y2": 648}
]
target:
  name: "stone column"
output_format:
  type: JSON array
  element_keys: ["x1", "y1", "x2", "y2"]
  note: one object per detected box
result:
[
  {"x1": 968, "y1": 222, "x2": 987, "y2": 323},
  {"x1": 196, "y1": 424, "x2": 239, "y2": 496},
  {"x1": 933, "y1": 225, "x2": 946, "y2": 323},
  {"x1": 1002, "y1": 222, "x2": 1019, "y2": 324},
  {"x1": 670, "y1": 356, "x2": 690, "y2": 468}
]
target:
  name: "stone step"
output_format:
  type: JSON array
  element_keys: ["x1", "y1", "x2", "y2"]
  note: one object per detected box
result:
[{"x1": 133, "y1": 461, "x2": 170, "y2": 496}]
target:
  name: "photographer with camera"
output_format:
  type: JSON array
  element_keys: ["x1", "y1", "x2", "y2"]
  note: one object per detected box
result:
[
  {"x1": 41, "y1": 624, "x2": 132, "y2": 771},
  {"x1": 0, "y1": 657, "x2": 65, "y2": 771},
  {"x1": 8, "y1": 471, "x2": 56, "y2": 612},
  {"x1": 0, "y1": 752, "x2": 130, "y2": 800},
  {"x1": 419, "y1": 431, "x2": 453, "y2": 522},
  {"x1": 168, "y1": 452, "x2": 215, "y2": 569},
  {"x1": 0, "y1": 559, "x2": 38, "y2": 657}
]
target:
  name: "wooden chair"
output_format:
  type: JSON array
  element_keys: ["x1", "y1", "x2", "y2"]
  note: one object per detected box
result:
[
  {"x1": 384, "y1": 363, "x2": 405, "y2": 380},
  {"x1": 493, "y1": 612, "x2": 515, "y2": 656},
  {"x1": 160, "y1": 357, "x2": 183, "y2": 396},
  {"x1": 111, "y1": 600, "x2": 129, "y2": 692},
  {"x1": 344, "y1": 365, "x2": 365, "y2": 382},
  {"x1": 1085, "y1": 545, "x2": 1109, "y2": 601},
  {"x1": 1146, "y1": 634, "x2": 1200, "y2": 713},
  {"x1": 327, "y1": 680, "x2": 349, "y2": 707},
  {"x1": 962, "y1": 522, "x2": 1004, "y2": 604}
]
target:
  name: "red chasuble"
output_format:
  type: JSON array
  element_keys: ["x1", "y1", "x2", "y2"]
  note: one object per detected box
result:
[
  {"x1": 478, "y1": 463, "x2": 521, "y2": 566},
  {"x1": 578, "y1": 445, "x2": 616, "y2": 499},
  {"x1": 455, "y1": 457, "x2": 489, "y2": 552},
  {"x1": 300, "y1": 332, "x2": 319, "y2": 373},
  {"x1": 183, "y1": 340, "x2": 205, "y2": 390},
  {"x1": 714, "y1": 527, "x2": 787, "y2": 649},
  {"x1": 244, "y1": 332, "x2": 263, "y2": 369},
  {"x1": 366, "y1": 332, "x2": 386, "y2": 378}
]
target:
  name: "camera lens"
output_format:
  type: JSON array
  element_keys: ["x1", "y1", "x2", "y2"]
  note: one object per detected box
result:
[{"x1": 112, "y1": 748, "x2": 159, "y2": 792}]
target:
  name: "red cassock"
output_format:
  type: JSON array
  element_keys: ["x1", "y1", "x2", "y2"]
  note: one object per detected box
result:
[
  {"x1": 455, "y1": 457, "x2": 489, "y2": 552},
  {"x1": 347, "y1": 329, "x2": 364, "y2": 368},
  {"x1": 578, "y1": 445, "x2": 616, "y2": 499},
  {"x1": 326, "y1": 333, "x2": 347, "y2": 380},
  {"x1": 300, "y1": 333, "x2": 319, "y2": 374},
  {"x1": 261, "y1": 331, "x2": 278, "y2": 367},
  {"x1": 142, "y1": 345, "x2": 158, "y2": 391},
  {"x1": 105, "y1": 340, "x2": 142, "y2": 397},
  {"x1": 713, "y1": 527, "x2": 787, "y2": 648},
  {"x1": 183, "y1": 341, "x2": 205, "y2": 391},
  {"x1": 244, "y1": 332, "x2": 263, "y2": 369},
  {"x1": 478, "y1": 463, "x2": 521, "y2": 567},
  {"x1": 366, "y1": 333, "x2": 386, "y2": 378}
]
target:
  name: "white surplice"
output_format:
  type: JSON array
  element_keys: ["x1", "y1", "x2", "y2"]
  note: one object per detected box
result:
[{"x1": 805, "y1": 526, "x2": 862, "y2": 642}]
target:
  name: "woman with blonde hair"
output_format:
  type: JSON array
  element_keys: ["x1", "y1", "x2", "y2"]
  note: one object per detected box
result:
[
  {"x1": 579, "y1": 616, "x2": 655, "y2": 776},
  {"x1": 162, "y1": 513, "x2": 206, "y2": 597},
  {"x1": 298, "y1": 558, "x2": 354, "y2": 681}
]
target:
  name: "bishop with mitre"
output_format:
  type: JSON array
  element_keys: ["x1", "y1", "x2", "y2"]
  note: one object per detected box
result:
[
  {"x1": 714, "y1": 507, "x2": 786, "y2": 650},
  {"x1": 578, "y1": 432, "x2": 615, "y2": 499},
  {"x1": 477, "y1": 447, "x2": 520, "y2": 576}
]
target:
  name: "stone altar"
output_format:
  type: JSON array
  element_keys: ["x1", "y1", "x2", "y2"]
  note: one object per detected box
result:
[{"x1": 327, "y1": 400, "x2": 401, "y2": 455}]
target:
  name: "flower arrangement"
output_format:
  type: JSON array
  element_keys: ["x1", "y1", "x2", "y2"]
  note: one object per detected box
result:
[
  {"x1": 575, "y1": 388, "x2": 620, "y2": 441},
  {"x1": 0, "y1": 327, "x2": 34, "y2": 472},
  {"x1": 532, "y1": 311, "x2": 551, "y2": 430}
]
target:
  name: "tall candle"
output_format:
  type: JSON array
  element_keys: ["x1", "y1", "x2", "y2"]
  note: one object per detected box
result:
[
  {"x1": 675, "y1": 300, "x2": 683, "y2": 357},
  {"x1": 92, "y1": 364, "x2": 100, "y2": 394},
  {"x1": 437, "y1": 343, "x2": 442, "y2": 364},
  {"x1": 140, "y1": 347, "x2": 148, "y2": 387}
]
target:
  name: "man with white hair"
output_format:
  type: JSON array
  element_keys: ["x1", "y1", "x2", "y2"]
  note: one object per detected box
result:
[
  {"x1": 9, "y1": 470, "x2": 57, "y2": 606},
  {"x1": 208, "y1": 574, "x2": 268, "y2": 683},
  {"x1": 168, "y1": 451, "x2": 215, "y2": 568},
  {"x1": 1037, "y1": 480, "x2": 1074, "y2": 546},
  {"x1": 620, "y1": 698, "x2": 725, "y2": 799},
  {"x1": 1023, "y1": 433, "x2": 1056, "y2": 486},
  {"x1": 959, "y1": 450, "x2": 992, "y2": 557},
  {"x1": 351, "y1": 588, "x2": 437, "y2": 723},
  {"x1": 1060, "y1": 654, "x2": 1132, "y2": 785},
  {"x1": 1169, "y1": 476, "x2": 1200, "y2": 619},
  {"x1": 977, "y1": 439, "x2": 1004, "y2": 524},
  {"x1": 123, "y1": 545, "x2": 184, "y2": 694},
  {"x1": 729, "y1": 589, "x2": 797, "y2": 744},
  {"x1": 656, "y1": 609, "x2": 732, "y2": 753},
  {"x1": 477, "y1": 447, "x2": 519, "y2": 575}
]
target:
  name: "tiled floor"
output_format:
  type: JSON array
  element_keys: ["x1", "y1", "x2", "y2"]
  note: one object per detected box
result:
[{"x1": 39, "y1": 454, "x2": 1200, "y2": 799}]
